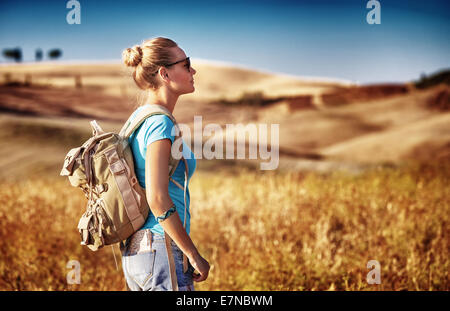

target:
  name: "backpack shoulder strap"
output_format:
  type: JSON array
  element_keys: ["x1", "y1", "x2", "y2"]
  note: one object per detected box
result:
[{"x1": 120, "y1": 104, "x2": 183, "y2": 177}]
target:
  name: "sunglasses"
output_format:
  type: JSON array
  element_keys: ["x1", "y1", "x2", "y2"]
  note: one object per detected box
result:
[{"x1": 165, "y1": 57, "x2": 191, "y2": 72}]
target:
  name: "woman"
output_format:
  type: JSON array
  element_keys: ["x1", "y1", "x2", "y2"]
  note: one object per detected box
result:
[{"x1": 121, "y1": 37, "x2": 210, "y2": 291}]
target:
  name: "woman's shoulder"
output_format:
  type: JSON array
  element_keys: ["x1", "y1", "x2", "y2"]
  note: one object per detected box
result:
[
  {"x1": 135, "y1": 113, "x2": 176, "y2": 145},
  {"x1": 131, "y1": 105, "x2": 173, "y2": 123},
  {"x1": 146, "y1": 113, "x2": 174, "y2": 123},
  {"x1": 141, "y1": 114, "x2": 174, "y2": 130}
]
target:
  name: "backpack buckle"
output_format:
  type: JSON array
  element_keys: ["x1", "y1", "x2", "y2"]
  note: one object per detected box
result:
[{"x1": 110, "y1": 160, "x2": 125, "y2": 174}]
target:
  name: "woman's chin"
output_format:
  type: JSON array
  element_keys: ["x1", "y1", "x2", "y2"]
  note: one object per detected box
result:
[{"x1": 177, "y1": 86, "x2": 195, "y2": 96}]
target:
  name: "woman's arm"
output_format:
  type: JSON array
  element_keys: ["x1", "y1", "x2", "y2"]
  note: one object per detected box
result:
[{"x1": 145, "y1": 138, "x2": 209, "y2": 282}]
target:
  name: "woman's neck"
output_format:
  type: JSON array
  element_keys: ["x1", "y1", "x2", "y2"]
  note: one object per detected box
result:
[{"x1": 145, "y1": 87, "x2": 178, "y2": 114}]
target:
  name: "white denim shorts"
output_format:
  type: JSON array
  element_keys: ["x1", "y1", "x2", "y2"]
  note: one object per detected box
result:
[{"x1": 121, "y1": 229, "x2": 195, "y2": 291}]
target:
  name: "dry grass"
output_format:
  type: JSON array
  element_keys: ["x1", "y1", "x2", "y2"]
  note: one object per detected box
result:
[{"x1": 0, "y1": 160, "x2": 448, "y2": 291}]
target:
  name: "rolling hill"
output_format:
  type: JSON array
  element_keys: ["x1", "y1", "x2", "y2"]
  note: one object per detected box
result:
[{"x1": 0, "y1": 61, "x2": 449, "y2": 179}]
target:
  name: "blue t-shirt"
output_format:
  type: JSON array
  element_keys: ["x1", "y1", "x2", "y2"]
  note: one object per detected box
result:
[{"x1": 127, "y1": 105, "x2": 196, "y2": 236}]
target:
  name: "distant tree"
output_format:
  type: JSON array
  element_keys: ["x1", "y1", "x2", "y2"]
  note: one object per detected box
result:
[
  {"x1": 35, "y1": 48, "x2": 43, "y2": 62},
  {"x1": 415, "y1": 69, "x2": 450, "y2": 89},
  {"x1": 48, "y1": 48, "x2": 63, "y2": 60},
  {"x1": 2, "y1": 48, "x2": 22, "y2": 62}
]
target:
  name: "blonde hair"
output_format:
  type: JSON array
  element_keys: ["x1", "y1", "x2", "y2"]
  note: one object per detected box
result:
[{"x1": 122, "y1": 37, "x2": 178, "y2": 90}]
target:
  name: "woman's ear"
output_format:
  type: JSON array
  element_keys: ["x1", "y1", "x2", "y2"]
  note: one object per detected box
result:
[{"x1": 158, "y1": 67, "x2": 170, "y2": 82}]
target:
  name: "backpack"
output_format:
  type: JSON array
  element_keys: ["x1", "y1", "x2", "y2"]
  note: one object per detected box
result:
[{"x1": 60, "y1": 104, "x2": 185, "y2": 252}]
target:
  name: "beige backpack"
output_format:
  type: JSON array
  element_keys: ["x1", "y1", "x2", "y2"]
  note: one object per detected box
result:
[{"x1": 60, "y1": 104, "x2": 186, "y2": 252}]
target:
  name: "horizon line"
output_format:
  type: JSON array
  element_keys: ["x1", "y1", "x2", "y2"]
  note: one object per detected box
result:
[{"x1": 0, "y1": 57, "x2": 434, "y2": 86}]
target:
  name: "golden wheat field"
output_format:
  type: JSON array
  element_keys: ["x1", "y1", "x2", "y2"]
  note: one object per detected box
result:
[{"x1": 0, "y1": 159, "x2": 448, "y2": 291}]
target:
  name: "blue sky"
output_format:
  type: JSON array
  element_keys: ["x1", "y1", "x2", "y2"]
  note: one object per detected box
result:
[{"x1": 0, "y1": 0, "x2": 449, "y2": 84}]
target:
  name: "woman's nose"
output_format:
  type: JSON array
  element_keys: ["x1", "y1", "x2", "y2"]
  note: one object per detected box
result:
[{"x1": 191, "y1": 67, "x2": 196, "y2": 75}]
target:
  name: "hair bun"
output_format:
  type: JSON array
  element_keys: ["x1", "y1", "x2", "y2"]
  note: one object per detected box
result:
[{"x1": 122, "y1": 45, "x2": 143, "y2": 67}]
